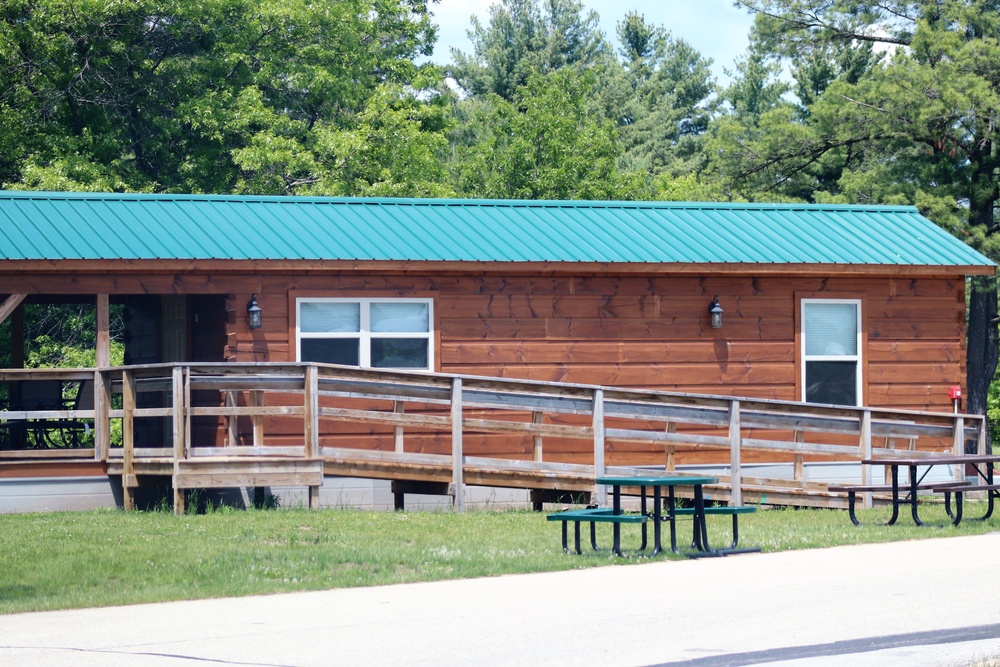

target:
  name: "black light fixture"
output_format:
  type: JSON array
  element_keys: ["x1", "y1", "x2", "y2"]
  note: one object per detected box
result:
[
  {"x1": 247, "y1": 294, "x2": 262, "y2": 329},
  {"x1": 709, "y1": 295, "x2": 724, "y2": 329}
]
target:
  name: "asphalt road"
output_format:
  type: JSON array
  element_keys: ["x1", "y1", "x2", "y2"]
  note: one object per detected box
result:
[{"x1": 1, "y1": 533, "x2": 998, "y2": 666}]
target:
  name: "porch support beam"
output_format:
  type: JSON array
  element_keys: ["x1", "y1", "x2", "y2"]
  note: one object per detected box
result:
[
  {"x1": 0, "y1": 294, "x2": 27, "y2": 326},
  {"x1": 96, "y1": 294, "x2": 110, "y2": 368}
]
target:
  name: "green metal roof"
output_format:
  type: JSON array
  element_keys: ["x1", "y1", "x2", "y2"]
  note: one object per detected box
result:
[{"x1": 0, "y1": 191, "x2": 993, "y2": 270}]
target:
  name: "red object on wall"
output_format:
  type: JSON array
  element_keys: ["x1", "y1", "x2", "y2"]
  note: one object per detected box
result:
[{"x1": 950, "y1": 386, "x2": 962, "y2": 400}]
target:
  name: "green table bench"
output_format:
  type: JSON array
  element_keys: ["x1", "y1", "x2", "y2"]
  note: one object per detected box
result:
[
  {"x1": 546, "y1": 508, "x2": 648, "y2": 556},
  {"x1": 672, "y1": 505, "x2": 757, "y2": 551}
]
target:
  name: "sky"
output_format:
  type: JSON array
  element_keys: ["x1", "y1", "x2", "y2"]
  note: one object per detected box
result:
[{"x1": 426, "y1": 0, "x2": 756, "y2": 83}]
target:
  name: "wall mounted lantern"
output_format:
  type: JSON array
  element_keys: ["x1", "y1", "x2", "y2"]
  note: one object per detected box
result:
[
  {"x1": 247, "y1": 294, "x2": 262, "y2": 329},
  {"x1": 709, "y1": 296, "x2": 724, "y2": 329}
]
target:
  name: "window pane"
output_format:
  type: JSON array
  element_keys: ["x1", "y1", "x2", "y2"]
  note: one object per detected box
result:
[
  {"x1": 301, "y1": 338, "x2": 360, "y2": 366},
  {"x1": 805, "y1": 361, "x2": 857, "y2": 405},
  {"x1": 371, "y1": 302, "x2": 429, "y2": 333},
  {"x1": 300, "y1": 302, "x2": 360, "y2": 333},
  {"x1": 805, "y1": 303, "x2": 857, "y2": 356},
  {"x1": 371, "y1": 338, "x2": 429, "y2": 368}
]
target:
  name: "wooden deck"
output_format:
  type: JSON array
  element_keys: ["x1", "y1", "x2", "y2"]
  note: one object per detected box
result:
[{"x1": 0, "y1": 363, "x2": 987, "y2": 514}]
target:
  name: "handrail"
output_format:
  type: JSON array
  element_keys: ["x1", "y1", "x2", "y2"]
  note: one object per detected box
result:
[{"x1": 0, "y1": 363, "x2": 986, "y2": 511}]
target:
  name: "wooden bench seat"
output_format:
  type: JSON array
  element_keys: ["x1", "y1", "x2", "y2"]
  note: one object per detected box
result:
[
  {"x1": 928, "y1": 482, "x2": 1000, "y2": 522},
  {"x1": 547, "y1": 508, "x2": 647, "y2": 555},
  {"x1": 829, "y1": 482, "x2": 969, "y2": 526},
  {"x1": 672, "y1": 505, "x2": 756, "y2": 550}
]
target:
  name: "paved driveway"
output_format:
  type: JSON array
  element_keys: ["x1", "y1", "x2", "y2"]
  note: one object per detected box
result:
[{"x1": 1, "y1": 533, "x2": 998, "y2": 666}]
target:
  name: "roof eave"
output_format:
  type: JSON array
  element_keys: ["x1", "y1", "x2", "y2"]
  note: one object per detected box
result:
[{"x1": 0, "y1": 258, "x2": 994, "y2": 277}]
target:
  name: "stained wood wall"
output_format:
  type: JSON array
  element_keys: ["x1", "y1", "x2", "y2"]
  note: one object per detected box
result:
[
  {"x1": 3, "y1": 269, "x2": 967, "y2": 465},
  {"x1": 224, "y1": 272, "x2": 966, "y2": 413}
]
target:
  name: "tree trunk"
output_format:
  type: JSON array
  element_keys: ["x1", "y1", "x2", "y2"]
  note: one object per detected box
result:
[{"x1": 966, "y1": 275, "x2": 998, "y2": 452}]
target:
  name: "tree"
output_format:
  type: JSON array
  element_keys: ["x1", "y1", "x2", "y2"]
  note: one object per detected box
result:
[
  {"x1": 449, "y1": 0, "x2": 609, "y2": 100},
  {"x1": 613, "y1": 12, "x2": 716, "y2": 177},
  {"x1": 0, "y1": 0, "x2": 445, "y2": 194},
  {"x1": 726, "y1": 1, "x2": 1000, "y2": 430},
  {"x1": 453, "y1": 68, "x2": 640, "y2": 200}
]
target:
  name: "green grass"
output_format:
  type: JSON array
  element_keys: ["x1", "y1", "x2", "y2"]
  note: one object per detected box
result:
[{"x1": 1, "y1": 502, "x2": 998, "y2": 614}]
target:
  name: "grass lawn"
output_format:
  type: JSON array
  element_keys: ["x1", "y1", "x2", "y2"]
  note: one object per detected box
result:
[{"x1": 1, "y1": 502, "x2": 998, "y2": 614}]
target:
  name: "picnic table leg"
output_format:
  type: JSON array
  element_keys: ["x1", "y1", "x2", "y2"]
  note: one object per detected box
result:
[
  {"x1": 611, "y1": 484, "x2": 623, "y2": 557},
  {"x1": 638, "y1": 485, "x2": 648, "y2": 552},
  {"x1": 667, "y1": 486, "x2": 679, "y2": 553},
  {"x1": 982, "y1": 463, "x2": 996, "y2": 521},
  {"x1": 574, "y1": 521, "x2": 583, "y2": 555},
  {"x1": 692, "y1": 484, "x2": 710, "y2": 552},
  {"x1": 846, "y1": 491, "x2": 861, "y2": 526},
  {"x1": 652, "y1": 486, "x2": 663, "y2": 556},
  {"x1": 886, "y1": 465, "x2": 900, "y2": 526},
  {"x1": 908, "y1": 464, "x2": 924, "y2": 526},
  {"x1": 589, "y1": 521, "x2": 599, "y2": 551},
  {"x1": 561, "y1": 521, "x2": 569, "y2": 553}
]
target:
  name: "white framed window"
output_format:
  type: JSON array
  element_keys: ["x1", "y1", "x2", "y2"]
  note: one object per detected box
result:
[
  {"x1": 296, "y1": 298, "x2": 433, "y2": 370},
  {"x1": 801, "y1": 299, "x2": 862, "y2": 406}
]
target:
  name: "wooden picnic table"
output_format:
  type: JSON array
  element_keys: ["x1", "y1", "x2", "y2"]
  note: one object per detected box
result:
[{"x1": 858, "y1": 454, "x2": 1000, "y2": 526}]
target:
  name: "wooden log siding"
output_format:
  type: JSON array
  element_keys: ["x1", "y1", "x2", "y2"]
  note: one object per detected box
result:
[{"x1": 0, "y1": 270, "x2": 970, "y2": 468}]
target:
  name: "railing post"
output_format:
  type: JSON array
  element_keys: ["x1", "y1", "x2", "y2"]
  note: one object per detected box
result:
[
  {"x1": 860, "y1": 409, "x2": 873, "y2": 509},
  {"x1": 593, "y1": 388, "x2": 605, "y2": 508},
  {"x1": 978, "y1": 415, "x2": 988, "y2": 456},
  {"x1": 793, "y1": 431, "x2": 805, "y2": 484},
  {"x1": 451, "y1": 377, "x2": 464, "y2": 512},
  {"x1": 250, "y1": 390, "x2": 264, "y2": 448},
  {"x1": 665, "y1": 422, "x2": 676, "y2": 471},
  {"x1": 304, "y1": 365, "x2": 320, "y2": 509},
  {"x1": 729, "y1": 399, "x2": 742, "y2": 507},
  {"x1": 172, "y1": 366, "x2": 187, "y2": 515},
  {"x1": 122, "y1": 370, "x2": 136, "y2": 511},
  {"x1": 225, "y1": 391, "x2": 238, "y2": 446},
  {"x1": 94, "y1": 369, "x2": 111, "y2": 463},
  {"x1": 953, "y1": 415, "x2": 965, "y2": 484},
  {"x1": 394, "y1": 401, "x2": 405, "y2": 453},
  {"x1": 532, "y1": 411, "x2": 543, "y2": 462}
]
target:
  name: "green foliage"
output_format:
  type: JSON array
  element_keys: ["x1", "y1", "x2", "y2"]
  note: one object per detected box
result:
[
  {"x1": 611, "y1": 12, "x2": 717, "y2": 177},
  {"x1": 715, "y1": 1, "x2": 1000, "y2": 422},
  {"x1": 449, "y1": 0, "x2": 609, "y2": 100},
  {"x1": 453, "y1": 69, "x2": 641, "y2": 200},
  {"x1": 0, "y1": 0, "x2": 441, "y2": 194}
]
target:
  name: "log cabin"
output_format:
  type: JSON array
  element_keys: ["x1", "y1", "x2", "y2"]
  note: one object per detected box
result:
[{"x1": 0, "y1": 191, "x2": 994, "y2": 510}]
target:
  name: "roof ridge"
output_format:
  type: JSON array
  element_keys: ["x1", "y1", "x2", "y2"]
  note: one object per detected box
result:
[{"x1": 0, "y1": 190, "x2": 919, "y2": 213}]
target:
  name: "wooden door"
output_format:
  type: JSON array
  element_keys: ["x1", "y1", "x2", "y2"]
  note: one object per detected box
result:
[{"x1": 161, "y1": 296, "x2": 188, "y2": 363}]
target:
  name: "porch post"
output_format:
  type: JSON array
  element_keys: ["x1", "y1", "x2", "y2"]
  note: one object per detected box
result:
[
  {"x1": 96, "y1": 294, "x2": 110, "y2": 368},
  {"x1": 122, "y1": 370, "x2": 136, "y2": 511},
  {"x1": 94, "y1": 295, "x2": 112, "y2": 462}
]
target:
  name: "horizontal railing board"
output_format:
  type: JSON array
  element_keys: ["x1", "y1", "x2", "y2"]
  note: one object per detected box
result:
[
  {"x1": 191, "y1": 406, "x2": 305, "y2": 417},
  {"x1": 189, "y1": 446, "x2": 308, "y2": 458},
  {"x1": 318, "y1": 407, "x2": 451, "y2": 428},
  {"x1": 462, "y1": 389, "x2": 594, "y2": 415},
  {"x1": 605, "y1": 428, "x2": 731, "y2": 447},
  {"x1": 0, "y1": 448, "x2": 95, "y2": 459}
]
